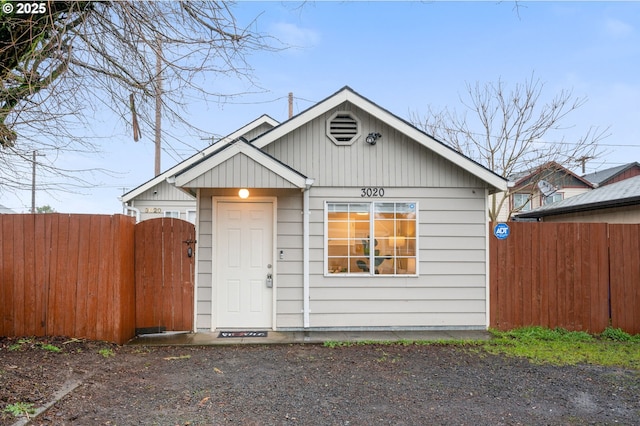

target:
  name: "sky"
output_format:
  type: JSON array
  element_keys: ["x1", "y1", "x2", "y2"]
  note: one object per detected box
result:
[{"x1": 2, "y1": 1, "x2": 639, "y2": 214}]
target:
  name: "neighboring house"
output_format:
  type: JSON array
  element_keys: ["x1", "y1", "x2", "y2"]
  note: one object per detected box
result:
[
  {"x1": 151, "y1": 86, "x2": 507, "y2": 332},
  {"x1": 495, "y1": 161, "x2": 594, "y2": 221},
  {"x1": 0, "y1": 203, "x2": 16, "y2": 214},
  {"x1": 119, "y1": 114, "x2": 279, "y2": 222},
  {"x1": 583, "y1": 162, "x2": 640, "y2": 187},
  {"x1": 514, "y1": 174, "x2": 640, "y2": 223}
]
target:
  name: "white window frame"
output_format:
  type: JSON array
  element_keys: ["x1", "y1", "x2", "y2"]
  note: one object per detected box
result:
[
  {"x1": 324, "y1": 201, "x2": 419, "y2": 277},
  {"x1": 513, "y1": 193, "x2": 532, "y2": 212},
  {"x1": 163, "y1": 210, "x2": 181, "y2": 219},
  {"x1": 543, "y1": 192, "x2": 563, "y2": 205},
  {"x1": 186, "y1": 209, "x2": 197, "y2": 224}
]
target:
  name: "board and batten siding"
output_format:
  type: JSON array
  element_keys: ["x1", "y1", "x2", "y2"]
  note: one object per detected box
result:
[
  {"x1": 181, "y1": 153, "x2": 300, "y2": 189},
  {"x1": 194, "y1": 188, "x2": 304, "y2": 330},
  {"x1": 262, "y1": 102, "x2": 485, "y2": 189},
  {"x1": 307, "y1": 186, "x2": 488, "y2": 329}
]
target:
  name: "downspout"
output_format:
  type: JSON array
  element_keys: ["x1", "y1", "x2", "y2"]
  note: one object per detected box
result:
[
  {"x1": 124, "y1": 205, "x2": 141, "y2": 222},
  {"x1": 485, "y1": 188, "x2": 491, "y2": 330},
  {"x1": 303, "y1": 178, "x2": 314, "y2": 328}
]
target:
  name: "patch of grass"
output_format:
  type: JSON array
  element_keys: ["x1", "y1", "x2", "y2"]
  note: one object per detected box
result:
[
  {"x1": 4, "y1": 402, "x2": 36, "y2": 419},
  {"x1": 8, "y1": 338, "x2": 34, "y2": 351},
  {"x1": 40, "y1": 343, "x2": 62, "y2": 352},
  {"x1": 98, "y1": 348, "x2": 115, "y2": 358},
  {"x1": 323, "y1": 326, "x2": 640, "y2": 370},
  {"x1": 485, "y1": 327, "x2": 640, "y2": 369}
]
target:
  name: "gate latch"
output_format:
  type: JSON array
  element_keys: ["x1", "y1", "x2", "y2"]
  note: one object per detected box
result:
[{"x1": 183, "y1": 239, "x2": 197, "y2": 258}]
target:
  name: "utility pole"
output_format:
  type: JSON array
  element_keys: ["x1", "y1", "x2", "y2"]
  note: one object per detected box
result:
[
  {"x1": 154, "y1": 36, "x2": 163, "y2": 176},
  {"x1": 31, "y1": 151, "x2": 44, "y2": 213},
  {"x1": 288, "y1": 92, "x2": 293, "y2": 119},
  {"x1": 576, "y1": 156, "x2": 594, "y2": 174}
]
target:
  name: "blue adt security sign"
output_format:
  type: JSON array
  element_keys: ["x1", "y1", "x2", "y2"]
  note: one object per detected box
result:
[{"x1": 493, "y1": 223, "x2": 510, "y2": 240}]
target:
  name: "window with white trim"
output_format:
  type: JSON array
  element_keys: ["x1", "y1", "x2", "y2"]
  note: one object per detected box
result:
[
  {"x1": 513, "y1": 193, "x2": 531, "y2": 211},
  {"x1": 326, "y1": 202, "x2": 417, "y2": 276},
  {"x1": 164, "y1": 210, "x2": 180, "y2": 219},
  {"x1": 543, "y1": 192, "x2": 563, "y2": 205}
]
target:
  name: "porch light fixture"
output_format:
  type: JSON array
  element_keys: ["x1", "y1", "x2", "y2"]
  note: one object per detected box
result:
[
  {"x1": 238, "y1": 188, "x2": 250, "y2": 199},
  {"x1": 366, "y1": 132, "x2": 381, "y2": 145}
]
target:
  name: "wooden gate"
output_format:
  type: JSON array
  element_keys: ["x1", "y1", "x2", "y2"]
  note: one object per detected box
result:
[{"x1": 134, "y1": 218, "x2": 195, "y2": 334}]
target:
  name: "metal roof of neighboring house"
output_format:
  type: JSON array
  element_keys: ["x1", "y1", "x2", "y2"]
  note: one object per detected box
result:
[
  {"x1": 583, "y1": 162, "x2": 640, "y2": 186},
  {"x1": 515, "y1": 174, "x2": 640, "y2": 219},
  {"x1": 0, "y1": 203, "x2": 16, "y2": 214}
]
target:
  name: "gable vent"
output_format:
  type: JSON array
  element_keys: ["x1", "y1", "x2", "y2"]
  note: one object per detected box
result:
[{"x1": 327, "y1": 111, "x2": 360, "y2": 146}]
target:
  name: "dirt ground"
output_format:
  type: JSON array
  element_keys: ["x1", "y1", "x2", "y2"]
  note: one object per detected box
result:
[{"x1": 1, "y1": 336, "x2": 638, "y2": 425}]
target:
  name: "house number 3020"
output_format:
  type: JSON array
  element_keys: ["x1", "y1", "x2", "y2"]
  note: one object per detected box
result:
[{"x1": 360, "y1": 187, "x2": 385, "y2": 197}]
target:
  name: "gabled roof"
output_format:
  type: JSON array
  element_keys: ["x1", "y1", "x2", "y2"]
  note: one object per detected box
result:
[
  {"x1": 250, "y1": 86, "x2": 507, "y2": 194},
  {"x1": 175, "y1": 137, "x2": 310, "y2": 189},
  {"x1": 515, "y1": 175, "x2": 640, "y2": 219},
  {"x1": 510, "y1": 161, "x2": 594, "y2": 190},
  {"x1": 583, "y1": 162, "x2": 640, "y2": 186},
  {"x1": 120, "y1": 114, "x2": 279, "y2": 202}
]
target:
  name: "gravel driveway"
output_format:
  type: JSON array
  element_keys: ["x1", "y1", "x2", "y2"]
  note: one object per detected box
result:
[{"x1": 1, "y1": 337, "x2": 638, "y2": 425}]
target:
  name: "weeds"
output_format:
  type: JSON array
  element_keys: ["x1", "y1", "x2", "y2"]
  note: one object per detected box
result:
[
  {"x1": 98, "y1": 348, "x2": 115, "y2": 358},
  {"x1": 324, "y1": 326, "x2": 640, "y2": 369},
  {"x1": 41, "y1": 344, "x2": 62, "y2": 352},
  {"x1": 4, "y1": 402, "x2": 36, "y2": 419}
]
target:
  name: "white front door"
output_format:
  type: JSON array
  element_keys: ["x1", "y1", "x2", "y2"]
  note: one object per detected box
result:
[{"x1": 215, "y1": 201, "x2": 273, "y2": 328}]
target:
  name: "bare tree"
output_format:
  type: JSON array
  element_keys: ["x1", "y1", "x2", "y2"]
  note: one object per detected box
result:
[
  {"x1": 410, "y1": 75, "x2": 609, "y2": 221},
  {"x1": 1, "y1": 1, "x2": 277, "y2": 199}
]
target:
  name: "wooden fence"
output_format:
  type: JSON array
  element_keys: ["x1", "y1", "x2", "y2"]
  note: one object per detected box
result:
[
  {"x1": 0, "y1": 214, "x2": 135, "y2": 344},
  {"x1": 135, "y1": 218, "x2": 194, "y2": 334},
  {"x1": 3, "y1": 215, "x2": 638, "y2": 342},
  {"x1": 0, "y1": 214, "x2": 195, "y2": 344},
  {"x1": 490, "y1": 222, "x2": 640, "y2": 334}
]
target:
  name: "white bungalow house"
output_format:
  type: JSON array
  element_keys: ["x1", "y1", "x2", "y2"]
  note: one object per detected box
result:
[
  {"x1": 119, "y1": 114, "x2": 279, "y2": 222},
  {"x1": 131, "y1": 86, "x2": 507, "y2": 332}
]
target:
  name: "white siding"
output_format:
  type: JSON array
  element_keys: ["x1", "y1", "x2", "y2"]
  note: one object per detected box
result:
[
  {"x1": 129, "y1": 181, "x2": 196, "y2": 221},
  {"x1": 305, "y1": 186, "x2": 488, "y2": 329},
  {"x1": 182, "y1": 153, "x2": 300, "y2": 189},
  {"x1": 263, "y1": 102, "x2": 486, "y2": 189}
]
